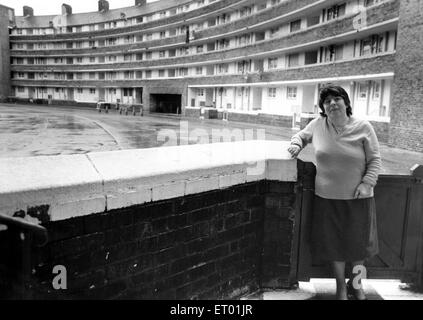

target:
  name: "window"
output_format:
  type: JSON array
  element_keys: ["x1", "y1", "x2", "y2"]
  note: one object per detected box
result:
[
  {"x1": 159, "y1": 51, "x2": 166, "y2": 58},
  {"x1": 90, "y1": 88, "x2": 96, "y2": 94},
  {"x1": 196, "y1": 67, "x2": 203, "y2": 75},
  {"x1": 124, "y1": 54, "x2": 133, "y2": 61},
  {"x1": 307, "y1": 15, "x2": 320, "y2": 27},
  {"x1": 240, "y1": 6, "x2": 252, "y2": 17},
  {"x1": 17, "y1": 72, "x2": 25, "y2": 78},
  {"x1": 77, "y1": 88, "x2": 83, "y2": 94},
  {"x1": 268, "y1": 88, "x2": 276, "y2": 98},
  {"x1": 75, "y1": 42, "x2": 82, "y2": 48},
  {"x1": 136, "y1": 71, "x2": 143, "y2": 79},
  {"x1": 158, "y1": 70, "x2": 165, "y2": 77},
  {"x1": 54, "y1": 58, "x2": 64, "y2": 64},
  {"x1": 287, "y1": 87, "x2": 297, "y2": 99},
  {"x1": 159, "y1": 11, "x2": 166, "y2": 18},
  {"x1": 123, "y1": 88, "x2": 133, "y2": 97},
  {"x1": 197, "y1": 89, "x2": 204, "y2": 96},
  {"x1": 178, "y1": 68, "x2": 188, "y2": 76},
  {"x1": 145, "y1": 70, "x2": 152, "y2": 78},
  {"x1": 290, "y1": 20, "x2": 302, "y2": 33},
  {"x1": 146, "y1": 34, "x2": 152, "y2": 41},
  {"x1": 76, "y1": 57, "x2": 83, "y2": 63},
  {"x1": 145, "y1": 52, "x2": 152, "y2": 59},
  {"x1": 304, "y1": 51, "x2": 318, "y2": 65},
  {"x1": 372, "y1": 81, "x2": 381, "y2": 99},
  {"x1": 108, "y1": 55, "x2": 117, "y2": 62},
  {"x1": 268, "y1": 58, "x2": 278, "y2": 69},
  {"x1": 16, "y1": 43, "x2": 24, "y2": 49},
  {"x1": 287, "y1": 53, "x2": 299, "y2": 67},
  {"x1": 124, "y1": 71, "x2": 134, "y2": 79},
  {"x1": 89, "y1": 73, "x2": 96, "y2": 79},
  {"x1": 270, "y1": 27, "x2": 279, "y2": 38},
  {"x1": 76, "y1": 73, "x2": 83, "y2": 80},
  {"x1": 90, "y1": 57, "x2": 96, "y2": 63},
  {"x1": 358, "y1": 83, "x2": 368, "y2": 99},
  {"x1": 365, "y1": 0, "x2": 384, "y2": 7},
  {"x1": 218, "y1": 64, "x2": 228, "y2": 74},
  {"x1": 196, "y1": 45, "x2": 203, "y2": 53},
  {"x1": 136, "y1": 53, "x2": 143, "y2": 61},
  {"x1": 107, "y1": 72, "x2": 116, "y2": 80},
  {"x1": 107, "y1": 38, "x2": 116, "y2": 46},
  {"x1": 124, "y1": 36, "x2": 134, "y2": 44},
  {"x1": 160, "y1": 31, "x2": 166, "y2": 39},
  {"x1": 326, "y1": 3, "x2": 346, "y2": 21},
  {"x1": 361, "y1": 34, "x2": 386, "y2": 56},
  {"x1": 17, "y1": 87, "x2": 25, "y2": 92}
]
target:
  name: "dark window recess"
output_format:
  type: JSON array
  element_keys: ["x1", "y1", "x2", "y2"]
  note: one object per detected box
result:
[
  {"x1": 168, "y1": 69, "x2": 175, "y2": 77},
  {"x1": 305, "y1": 51, "x2": 318, "y2": 65},
  {"x1": 207, "y1": 42, "x2": 215, "y2": 51},
  {"x1": 255, "y1": 32, "x2": 265, "y2": 41},
  {"x1": 168, "y1": 49, "x2": 176, "y2": 57},
  {"x1": 67, "y1": 73, "x2": 73, "y2": 80},
  {"x1": 307, "y1": 15, "x2": 320, "y2": 27},
  {"x1": 290, "y1": 19, "x2": 302, "y2": 32},
  {"x1": 98, "y1": 72, "x2": 105, "y2": 80},
  {"x1": 66, "y1": 42, "x2": 73, "y2": 49},
  {"x1": 66, "y1": 58, "x2": 73, "y2": 64},
  {"x1": 206, "y1": 65, "x2": 214, "y2": 75}
]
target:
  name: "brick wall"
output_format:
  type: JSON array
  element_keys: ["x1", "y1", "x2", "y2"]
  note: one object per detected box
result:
[
  {"x1": 389, "y1": 0, "x2": 423, "y2": 152},
  {"x1": 1, "y1": 180, "x2": 297, "y2": 299}
]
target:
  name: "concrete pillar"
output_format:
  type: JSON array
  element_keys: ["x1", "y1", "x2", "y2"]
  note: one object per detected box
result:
[
  {"x1": 61, "y1": 4, "x2": 72, "y2": 15},
  {"x1": 0, "y1": 5, "x2": 13, "y2": 102},
  {"x1": 389, "y1": 0, "x2": 423, "y2": 152},
  {"x1": 23, "y1": 6, "x2": 33, "y2": 17},
  {"x1": 98, "y1": 0, "x2": 109, "y2": 12}
]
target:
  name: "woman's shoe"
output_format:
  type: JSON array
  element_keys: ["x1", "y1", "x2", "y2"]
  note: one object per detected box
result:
[{"x1": 346, "y1": 280, "x2": 367, "y2": 300}]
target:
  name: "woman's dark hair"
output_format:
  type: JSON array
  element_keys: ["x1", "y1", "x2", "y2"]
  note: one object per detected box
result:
[{"x1": 318, "y1": 84, "x2": 353, "y2": 117}]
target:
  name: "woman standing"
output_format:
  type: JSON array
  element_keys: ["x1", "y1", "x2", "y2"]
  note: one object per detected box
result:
[{"x1": 288, "y1": 84, "x2": 381, "y2": 300}]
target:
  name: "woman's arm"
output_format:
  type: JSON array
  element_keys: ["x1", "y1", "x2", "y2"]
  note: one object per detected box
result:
[
  {"x1": 362, "y1": 122, "x2": 382, "y2": 186},
  {"x1": 290, "y1": 117, "x2": 318, "y2": 149}
]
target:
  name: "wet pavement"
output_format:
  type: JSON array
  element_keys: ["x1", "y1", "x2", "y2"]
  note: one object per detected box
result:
[{"x1": 1, "y1": 103, "x2": 422, "y2": 175}]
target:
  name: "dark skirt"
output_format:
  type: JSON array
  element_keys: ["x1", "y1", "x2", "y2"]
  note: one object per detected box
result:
[{"x1": 311, "y1": 195, "x2": 379, "y2": 263}]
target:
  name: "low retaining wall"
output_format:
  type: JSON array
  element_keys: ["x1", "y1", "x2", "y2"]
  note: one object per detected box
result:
[{"x1": 0, "y1": 141, "x2": 301, "y2": 299}]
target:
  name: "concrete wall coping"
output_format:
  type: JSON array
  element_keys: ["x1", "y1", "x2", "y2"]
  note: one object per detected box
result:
[{"x1": 0, "y1": 140, "x2": 296, "y2": 222}]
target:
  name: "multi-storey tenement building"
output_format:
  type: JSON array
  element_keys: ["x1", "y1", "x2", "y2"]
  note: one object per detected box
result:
[{"x1": 2, "y1": 0, "x2": 423, "y2": 151}]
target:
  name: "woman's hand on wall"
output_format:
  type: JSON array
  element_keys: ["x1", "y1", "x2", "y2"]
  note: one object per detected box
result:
[
  {"x1": 354, "y1": 183, "x2": 372, "y2": 199},
  {"x1": 288, "y1": 144, "x2": 301, "y2": 158}
]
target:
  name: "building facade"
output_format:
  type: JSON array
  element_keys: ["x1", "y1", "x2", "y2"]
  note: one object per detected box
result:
[{"x1": 1, "y1": 0, "x2": 422, "y2": 151}]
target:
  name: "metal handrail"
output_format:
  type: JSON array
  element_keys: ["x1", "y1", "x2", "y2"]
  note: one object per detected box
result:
[{"x1": 0, "y1": 213, "x2": 48, "y2": 247}]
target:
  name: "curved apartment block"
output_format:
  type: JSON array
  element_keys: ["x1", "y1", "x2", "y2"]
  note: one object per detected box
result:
[{"x1": 2, "y1": 0, "x2": 423, "y2": 151}]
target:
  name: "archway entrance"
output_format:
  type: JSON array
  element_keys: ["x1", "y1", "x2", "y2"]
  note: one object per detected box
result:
[{"x1": 150, "y1": 94, "x2": 181, "y2": 114}]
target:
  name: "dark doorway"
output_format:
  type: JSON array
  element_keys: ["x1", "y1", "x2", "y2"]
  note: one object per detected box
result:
[{"x1": 150, "y1": 94, "x2": 181, "y2": 114}]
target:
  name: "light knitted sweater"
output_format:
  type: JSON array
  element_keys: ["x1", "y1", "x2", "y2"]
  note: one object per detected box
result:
[{"x1": 291, "y1": 116, "x2": 382, "y2": 200}]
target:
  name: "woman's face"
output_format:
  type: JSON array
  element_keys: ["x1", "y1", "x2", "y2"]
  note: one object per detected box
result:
[{"x1": 323, "y1": 94, "x2": 347, "y2": 118}]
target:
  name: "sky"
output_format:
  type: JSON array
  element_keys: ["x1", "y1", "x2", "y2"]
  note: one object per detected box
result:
[{"x1": 1, "y1": 0, "x2": 159, "y2": 16}]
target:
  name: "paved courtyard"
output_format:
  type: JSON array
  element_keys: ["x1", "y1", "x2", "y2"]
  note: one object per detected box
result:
[{"x1": 1, "y1": 103, "x2": 423, "y2": 175}]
